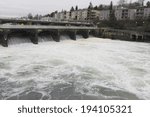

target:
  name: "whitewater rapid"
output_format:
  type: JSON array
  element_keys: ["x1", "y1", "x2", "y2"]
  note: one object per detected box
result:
[{"x1": 0, "y1": 36, "x2": 150, "y2": 100}]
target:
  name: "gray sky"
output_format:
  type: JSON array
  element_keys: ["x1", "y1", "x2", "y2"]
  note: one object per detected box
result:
[{"x1": 0, "y1": 0, "x2": 148, "y2": 17}]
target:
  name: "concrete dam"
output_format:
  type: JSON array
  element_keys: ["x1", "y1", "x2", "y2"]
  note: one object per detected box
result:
[
  {"x1": 1, "y1": 18, "x2": 150, "y2": 47},
  {"x1": 0, "y1": 25, "x2": 99, "y2": 47},
  {"x1": 0, "y1": 18, "x2": 100, "y2": 47}
]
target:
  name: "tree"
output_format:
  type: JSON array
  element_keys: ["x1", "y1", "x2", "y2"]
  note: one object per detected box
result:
[
  {"x1": 110, "y1": 1, "x2": 113, "y2": 10},
  {"x1": 55, "y1": 11, "x2": 58, "y2": 14},
  {"x1": 109, "y1": 1, "x2": 117, "y2": 28},
  {"x1": 28, "y1": 13, "x2": 33, "y2": 19},
  {"x1": 34, "y1": 14, "x2": 39, "y2": 20},
  {"x1": 88, "y1": 2, "x2": 93, "y2": 9},
  {"x1": 70, "y1": 6, "x2": 74, "y2": 11},
  {"x1": 50, "y1": 12, "x2": 55, "y2": 17},
  {"x1": 94, "y1": 6, "x2": 98, "y2": 10},
  {"x1": 98, "y1": 5, "x2": 104, "y2": 10},
  {"x1": 147, "y1": 1, "x2": 150, "y2": 7},
  {"x1": 75, "y1": 5, "x2": 78, "y2": 10}
]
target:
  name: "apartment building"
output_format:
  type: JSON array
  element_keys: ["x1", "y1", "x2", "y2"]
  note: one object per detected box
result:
[
  {"x1": 70, "y1": 10, "x2": 78, "y2": 20},
  {"x1": 52, "y1": 7, "x2": 150, "y2": 22},
  {"x1": 115, "y1": 8, "x2": 136, "y2": 20},
  {"x1": 128, "y1": 9, "x2": 136, "y2": 20},
  {"x1": 65, "y1": 12, "x2": 71, "y2": 20},
  {"x1": 144, "y1": 8, "x2": 150, "y2": 18},
  {"x1": 80, "y1": 9, "x2": 88, "y2": 20},
  {"x1": 87, "y1": 9, "x2": 100, "y2": 21},
  {"x1": 54, "y1": 12, "x2": 64, "y2": 21},
  {"x1": 99, "y1": 10, "x2": 110, "y2": 20},
  {"x1": 136, "y1": 7, "x2": 144, "y2": 19}
]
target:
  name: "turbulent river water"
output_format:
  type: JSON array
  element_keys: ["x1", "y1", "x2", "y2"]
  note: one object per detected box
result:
[{"x1": 0, "y1": 36, "x2": 150, "y2": 100}]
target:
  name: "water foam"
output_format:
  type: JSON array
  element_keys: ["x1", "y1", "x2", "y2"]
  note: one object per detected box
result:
[{"x1": 0, "y1": 36, "x2": 150, "y2": 99}]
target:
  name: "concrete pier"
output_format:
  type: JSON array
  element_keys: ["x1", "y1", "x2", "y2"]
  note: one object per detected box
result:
[
  {"x1": 50, "y1": 30, "x2": 60, "y2": 42},
  {"x1": 68, "y1": 30, "x2": 76, "y2": 40},
  {"x1": 82, "y1": 30, "x2": 89, "y2": 38},
  {"x1": 30, "y1": 30, "x2": 38, "y2": 44},
  {"x1": 1, "y1": 30, "x2": 9, "y2": 47}
]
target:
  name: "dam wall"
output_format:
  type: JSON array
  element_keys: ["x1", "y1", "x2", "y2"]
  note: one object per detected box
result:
[{"x1": 0, "y1": 25, "x2": 99, "y2": 47}]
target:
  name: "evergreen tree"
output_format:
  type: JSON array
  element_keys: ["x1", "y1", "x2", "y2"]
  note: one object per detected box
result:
[
  {"x1": 34, "y1": 14, "x2": 39, "y2": 20},
  {"x1": 94, "y1": 6, "x2": 98, "y2": 10},
  {"x1": 75, "y1": 5, "x2": 78, "y2": 10},
  {"x1": 98, "y1": 5, "x2": 103, "y2": 10},
  {"x1": 147, "y1": 1, "x2": 150, "y2": 7},
  {"x1": 70, "y1": 7, "x2": 74, "y2": 11},
  {"x1": 109, "y1": 1, "x2": 117, "y2": 28},
  {"x1": 110, "y1": 1, "x2": 113, "y2": 10},
  {"x1": 88, "y1": 2, "x2": 93, "y2": 9},
  {"x1": 28, "y1": 13, "x2": 33, "y2": 19}
]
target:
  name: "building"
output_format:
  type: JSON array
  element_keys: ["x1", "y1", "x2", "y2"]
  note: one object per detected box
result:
[
  {"x1": 77, "y1": 10, "x2": 83, "y2": 20},
  {"x1": 115, "y1": 8, "x2": 136, "y2": 20},
  {"x1": 81, "y1": 9, "x2": 88, "y2": 20},
  {"x1": 99, "y1": 10, "x2": 110, "y2": 20},
  {"x1": 77, "y1": 9, "x2": 88, "y2": 21},
  {"x1": 128, "y1": 9, "x2": 136, "y2": 20},
  {"x1": 41, "y1": 16, "x2": 55, "y2": 21},
  {"x1": 136, "y1": 7, "x2": 144, "y2": 19},
  {"x1": 71, "y1": 10, "x2": 78, "y2": 20},
  {"x1": 66, "y1": 12, "x2": 71, "y2": 20},
  {"x1": 52, "y1": 6, "x2": 150, "y2": 22},
  {"x1": 115, "y1": 9, "x2": 124, "y2": 20},
  {"x1": 54, "y1": 12, "x2": 64, "y2": 21},
  {"x1": 64, "y1": 9, "x2": 88, "y2": 21},
  {"x1": 144, "y1": 8, "x2": 150, "y2": 19},
  {"x1": 87, "y1": 9, "x2": 100, "y2": 21}
]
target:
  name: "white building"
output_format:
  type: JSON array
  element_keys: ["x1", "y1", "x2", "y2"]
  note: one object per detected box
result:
[
  {"x1": 87, "y1": 10, "x2": 100, "y2": 20},
  {"x1": 144, "y1": 8, "x2": 150, "y2": 18},
  {"x1": 136, "y1": 7, "x2": 144, "y2": 19},
  {"x1": 77, "y1": 10, "x2": 82, "y2": 20},
  {"x1": 71, "y1": 11, "x2": 78, "y2": 20},
  {"x1": 54, "y1": 12, "x2": 64, "y2": 21},
  {"x1": 99, "y1": 10, "x2": 110, "y2": 20},
  {"x1": 128, "y1": 9, "x2": 136, "y2": 20},
  {"x1": 115, "y1": 8, "x2": 136, "y2": 20},
  {"x1": 41, "y1": 16, "x2": 54, "y2": 21},
  {"x1": 66, "y1": 12, "x2": 71, "y2": 20},
  {"x1": 77, "y1": 9, "x2": 88, "y2": 21},
  {"x1": 115, "y1": 9, "x2": 123, "y2": 20}
]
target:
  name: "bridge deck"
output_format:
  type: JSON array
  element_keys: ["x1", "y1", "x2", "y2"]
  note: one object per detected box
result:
[
  {"x1": 0, "y1": 25, "x2": 98, "y2": 30},
  {"x1": 0, "y1": 18, "x2": 93, "y2": 26}
]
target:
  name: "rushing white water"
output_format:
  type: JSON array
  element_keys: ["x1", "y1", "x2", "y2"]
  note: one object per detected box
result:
[{"x1": 0, "y1": 36, "x2": 150, "y2": 100}]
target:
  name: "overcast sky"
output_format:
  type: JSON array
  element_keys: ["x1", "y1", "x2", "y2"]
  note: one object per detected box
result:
[{"x1": 0, "y1": 0, "x2": 148, "y2": 17}]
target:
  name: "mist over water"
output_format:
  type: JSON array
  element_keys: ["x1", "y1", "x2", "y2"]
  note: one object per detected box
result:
[{"x1": 0, "y1": 36, "x2": 150, "y2": 100}]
